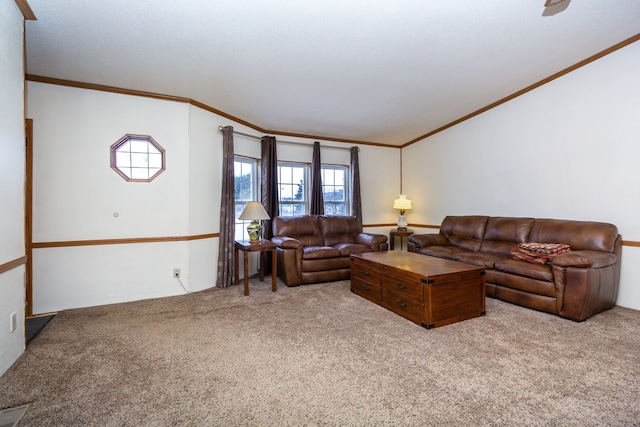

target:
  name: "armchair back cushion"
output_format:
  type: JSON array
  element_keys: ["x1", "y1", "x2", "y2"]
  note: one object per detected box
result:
[
  {"x1": 273, "y1": 215, "x2": 324, "y2": 247},
  {"x1": 319, "y1": 215, "x2": 361, "y2": 246}
]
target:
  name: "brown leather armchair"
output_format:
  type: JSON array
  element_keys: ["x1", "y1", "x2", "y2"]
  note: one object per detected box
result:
[{"x1": 272, "y1": 215, "x2": 388, "y2": 286}]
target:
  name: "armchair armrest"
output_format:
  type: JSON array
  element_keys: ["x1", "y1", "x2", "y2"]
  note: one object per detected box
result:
[
  {"x1": 271, "y1": 236, "x2": 303, "y2": 250},
  {"x1": 407, "y1": 233, "x2": 448, "y2": 250},
  {"x1": 552, "y1": 251, "x2": 617, "y2": 269},
  {"x1": 355, "y1": 232, "x2": 388, "y2": 250}
]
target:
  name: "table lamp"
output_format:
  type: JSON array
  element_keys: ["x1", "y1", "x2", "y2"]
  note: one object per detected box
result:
[
  {"x1": 393, "y1": 194, "x2": 412, "y2": 231},
  {"x1": 239, "y1": 201, "x2": 270, "y2": 242}
]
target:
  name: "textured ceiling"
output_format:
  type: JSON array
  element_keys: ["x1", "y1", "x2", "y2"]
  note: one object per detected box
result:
[{"x1": 24, "y1": 0, "x2": 640, "y2": 146}]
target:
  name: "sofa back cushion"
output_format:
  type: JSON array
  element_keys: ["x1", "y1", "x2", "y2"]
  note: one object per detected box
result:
[
  {"x1": 440, "y1": 215, "x2": 489, "y2": 252},
  {"x1": 272, "y1": 215, "x2": 324, "y2": 247},
  {"x1": 319, "y1": 215, "x2": 361, "y2": 246},
  {"x1": 528, "y1": 219, "x2": 619, "y2": 253},
  {"x1": 480, "y1": 217, "x2": 535, "y2": 255}
]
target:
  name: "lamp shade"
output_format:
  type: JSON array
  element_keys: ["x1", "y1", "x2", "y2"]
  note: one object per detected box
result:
[
  {"x1": 392, "y1": 195, "x2": 412, "y2": 211},
  {"x1": 239, "y1": 202, "x2": 270, "y2": 221}
]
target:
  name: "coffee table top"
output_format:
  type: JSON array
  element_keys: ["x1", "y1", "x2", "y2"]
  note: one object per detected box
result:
[{"x1": 351, "y1": 251, "x2": 484, "y2": 279}]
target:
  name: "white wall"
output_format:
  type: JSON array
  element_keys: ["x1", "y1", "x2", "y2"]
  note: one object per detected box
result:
[
  {"x1": 186, "y1": 105, "x2": 221, "y2": 292},
  {"x1": 28, "y1": 83, "x2": 193, "y2": 313},
  {"x1": 403, "y1": 40, "x2": 640, "y2": 310},
  {"x1": 27, "y1": 82, "x2": 401, "y2": 313},
  {"x1": 0, "y1": 1, "x2": 26, "y2": 376}
]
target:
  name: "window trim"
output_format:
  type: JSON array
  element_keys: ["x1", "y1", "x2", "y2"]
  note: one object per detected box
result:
[
  {"x1": 110, "y1": 134, "x2": 165, "y2": 182},
  {"x1": 321, "y1": 163, "x2": 350, "y2": 216},
  {"x1": 277, "y1": 161, "x2": 310, "y2": 217},
  {"x1": 234, "y1": 155, "x2": 260, "y2": 240}
]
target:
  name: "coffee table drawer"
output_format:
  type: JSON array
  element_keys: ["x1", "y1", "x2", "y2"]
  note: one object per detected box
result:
[
  {"x1": 351, "y1": 276, "x2": 381, "y2": 303},
  {"x1": 381, "y1": 287, "x2": 423, "y2": 325},
  {"x1": 381, "y1": 273, "x2": 423, "y2": 302},
  {"x1": 351, "y1": 258, "x2": 381, "y2": 283}
]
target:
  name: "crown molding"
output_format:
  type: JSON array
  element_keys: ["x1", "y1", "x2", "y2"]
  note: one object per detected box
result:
[{"x1": 14, "y1": 0, "x2": 36, "y2": 20}]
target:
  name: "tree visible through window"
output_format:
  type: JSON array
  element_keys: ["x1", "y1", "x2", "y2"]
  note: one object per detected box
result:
[
  {"x1": 234, "y1": 156, "x2": 259, "y2": 240},
  {"x1": 278, "y1": 162, "x2": 308, "y2": 216},
  {"x1": 322, "y1": 165, "x2": 349, "y2": 215}
]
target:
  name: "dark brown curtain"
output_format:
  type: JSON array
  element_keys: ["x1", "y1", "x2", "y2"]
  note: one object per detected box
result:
[
  {"x1": 350, "y1": 146, "x2": 362, "y2": 225},
  {"x1": 216, "y1": 126, "x2": 235, "y2": 288},
  {"x1": 310, "y1": 141, "x2": 324, "y2": 215},
  {"x1": 261, "y1": 135, "x2": 278, "y2": 273}
]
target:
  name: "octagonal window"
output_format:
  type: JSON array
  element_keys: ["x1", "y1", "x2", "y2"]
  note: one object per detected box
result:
[{"x1": 111, "y1": 134, "x2": 165, "y2": 182}]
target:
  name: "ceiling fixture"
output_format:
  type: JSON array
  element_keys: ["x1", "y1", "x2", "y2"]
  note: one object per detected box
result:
[{"x1": 543, "y1": 0, "x2": 571, "y2": 16}]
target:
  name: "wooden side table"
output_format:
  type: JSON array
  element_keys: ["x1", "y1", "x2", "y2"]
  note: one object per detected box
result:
[
  {"x1": 234, "y1": 239, "x2": 277, "y2": 296},
  {"x1": 389, "y1": 229, "x2": 414, "y2": 251}
]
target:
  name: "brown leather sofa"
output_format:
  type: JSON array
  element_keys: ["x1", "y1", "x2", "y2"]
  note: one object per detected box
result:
[
  {"x1": 407, "y1": 216, "x2": 622, "y2": 321},
  {"x1": 272, "y1": 215, "x2": 388, "y2": 286}
]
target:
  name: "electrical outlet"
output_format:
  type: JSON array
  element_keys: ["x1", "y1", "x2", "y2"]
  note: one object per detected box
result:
[
  {"x1": 10, "y1": 312, "x2": 17, "y2": 333},
  {"x1": 173, "y1": 268, "x2": 181, "y2": 279}
]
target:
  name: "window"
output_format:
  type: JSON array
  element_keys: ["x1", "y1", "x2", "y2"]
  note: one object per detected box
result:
[
  {"x1": 234, "y1": 156, "x2": 259, "y2": 240},
  {"x1": 111, "y1": 134, "x2": 165, "y2": 182},
  {"x1": 322, "y1": 165, "x2": 349, "y2": 215},
  {"x1": 278, "y1": 162, "x2": 308, "y2": 216}
]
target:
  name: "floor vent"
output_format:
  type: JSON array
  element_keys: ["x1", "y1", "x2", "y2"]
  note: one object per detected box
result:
[{"x1": 0, "y1": 405, "x2": 28, "y2": 427}]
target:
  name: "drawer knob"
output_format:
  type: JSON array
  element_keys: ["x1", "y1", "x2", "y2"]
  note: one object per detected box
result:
[
  {"x1": 361, "y1": 270, "x2": 370, "y2": 276},
  {"x1": 361, "y1": 285, "x2": 370, "y2": 291},
  {"x1": 396, "y1": 300, "x2": 407, "y2": 308},
  {"x1": 395, "y1": 283, "x2": 406, "y2": 289}
]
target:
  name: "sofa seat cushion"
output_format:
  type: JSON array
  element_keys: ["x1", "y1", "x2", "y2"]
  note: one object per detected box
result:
[
  {"x1": 451, "y1": 251, "x2": 509, "y2": 269},
  {"x1": 418, "y1": 245, "x2": 470, "y2": 259},
  {"x1": 494, "y1": 259, "x2": 553, "y2": 282},
  {"x1": 302, "y1": 257, "x2": 351, "y2": 272},
  {"x1": 333, "y1": 242, "x2": 372, "y2": 257},
  {"x1": 303, "y1": 246, "x2": 341, "y2": 260},
  {"x1": 490, "y1": 271, "x2": 557, "y2": 298}
]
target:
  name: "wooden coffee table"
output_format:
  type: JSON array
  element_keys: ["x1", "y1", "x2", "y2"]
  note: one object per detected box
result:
[{"x1": 351, "y1": 251, "x2": 485, "y2": 328}]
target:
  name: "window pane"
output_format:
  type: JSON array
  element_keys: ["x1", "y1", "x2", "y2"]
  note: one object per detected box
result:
[
  {"x1": 235, "y1": 159, "x2": 256, "y2": 201},
  {"x1": 280, "y1": 204, "x2": 294, "y2": 216},
  {"x1": 278, "y1": 162, "x2": 309, "y2": 216},
  {"x1": 115, "y1": 151, "x2": 131, "y2": 167},
  {"x1": 234, "y1": 157, "x2": 259, "y2": 239},
  {"x1": 118, "y1": 141, "x2": 131, "y2": 153},
  {"x1": 323, "y1": 170, "x2": 335, "y2": 186},
  {"x1": 129, "y1": 139, "x2": 148, "y2": 153},
  {"x1": 148, "y1": 153, "x2": 162, "y2": 168},
  {"x1": 321, "y1": 165, "x2": 349, "y2": 216},
  {"x1": 111, "y1": 134, "x2": 165, "y2": 182},
  {"x1": 130, "y1": 153, "x2": 149, "y2": 168},
  {"x1": 131, "y1": 168, "x2": 149, "y2": 180}
]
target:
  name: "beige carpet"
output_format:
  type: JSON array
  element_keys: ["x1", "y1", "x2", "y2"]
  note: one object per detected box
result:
[{"x1": 0, "y1": 279, "x2": 639, "y2": 426}]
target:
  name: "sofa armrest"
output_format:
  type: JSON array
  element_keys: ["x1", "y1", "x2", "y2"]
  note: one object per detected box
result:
[
  {"x1": 355, "y1": 233, "x2": 388, "y2": 251},
  {"x1": 271, "y1": 236, "x2": 303, "y2": 250},
  {"x1": 407, "y1": 233, "x2": 448, "y2": 251},
  {"x1": 552, "y1": 251, "x2": 617, "y2": 269},
  {"x1": 552, "y1": 250, "x2": 620, "y2": 321}
]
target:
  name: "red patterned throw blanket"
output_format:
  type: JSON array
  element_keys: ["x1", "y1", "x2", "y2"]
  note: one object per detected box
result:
[{"x1": 510, "y1": 242, "x2": 571, "y2": 264}]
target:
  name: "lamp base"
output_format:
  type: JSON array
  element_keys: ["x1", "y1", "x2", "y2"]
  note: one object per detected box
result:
[
  {"x1": 246, "y1": 220, "x2": 263, "y2": 242},
  {"x1": 397, "y1": 214, "x2": 408, "y2": 231}
]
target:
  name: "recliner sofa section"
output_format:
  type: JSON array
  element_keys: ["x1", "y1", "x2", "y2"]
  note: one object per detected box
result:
[
  {"x1": 407, "y1": 215, "x2": 622, "y2": 321},
  {"x1": 272, "y1": 215, "x2": 388, "y2": 286}
]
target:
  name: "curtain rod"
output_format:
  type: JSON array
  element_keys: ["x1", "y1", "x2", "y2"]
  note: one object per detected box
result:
[{"x1": 217, "y1": 126, "x2": 356, "y2": 151}]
